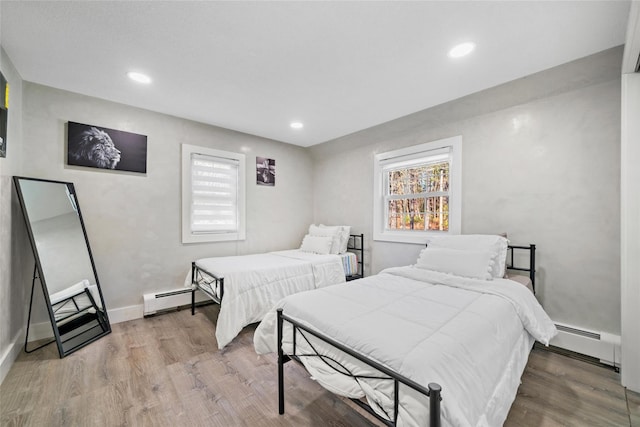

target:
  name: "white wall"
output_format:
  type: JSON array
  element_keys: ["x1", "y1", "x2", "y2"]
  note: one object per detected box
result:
[
  {"x1": 19, "y1": 82, "x2": 314, "y2": 319},
  {"x1": 0, "y1": 46, "x2": 29, "y2": 385},
  {"x1": 620, "y1": 1, "x2": 640, "y2": 392},
  {"x1": 310, "y1": 47, "x2": 623, "y2": 336},
  {"x1": 621, "y1": 72, "x2": 640, "y2": 393},
  {"x1": 620, "y1": 0, "x2": 640, "y2": 395}
]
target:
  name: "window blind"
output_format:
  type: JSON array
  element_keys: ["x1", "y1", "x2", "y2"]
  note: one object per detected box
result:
[{"x1": 190, "y1": 153, "x2": 239, "y2": 234}]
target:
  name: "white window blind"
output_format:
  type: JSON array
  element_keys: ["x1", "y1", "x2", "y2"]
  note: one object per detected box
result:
[
  {"x1": 182, "y1": 144, "x2": 245, "y2": 243},
  {"x1": 190, "y1": 153, "x2": 239, "y2": 234}
]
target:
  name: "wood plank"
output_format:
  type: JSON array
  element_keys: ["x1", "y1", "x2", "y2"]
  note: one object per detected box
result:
[
  {"x1": 0, "y1": 307, "x2": 634, "y2": 426},
  {"x1": 629, "y1": 389, "x2": 640, "y2": 427}
]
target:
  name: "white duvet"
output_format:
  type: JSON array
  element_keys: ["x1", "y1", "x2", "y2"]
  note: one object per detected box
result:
[
  {"x1": 254, "y1": 266, "x2": 557, "y2": 427},
  {"x1": 189, "y1": 250, "x2": 346, "y2": 349}
]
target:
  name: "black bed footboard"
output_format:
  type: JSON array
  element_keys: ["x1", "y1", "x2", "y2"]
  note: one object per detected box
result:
[
  {"x1": 276, "y1": 308, "x2": 442, "y2": 427},
  {"x1": 190, "y1": 262, "x2": 224, "y2": 315}
]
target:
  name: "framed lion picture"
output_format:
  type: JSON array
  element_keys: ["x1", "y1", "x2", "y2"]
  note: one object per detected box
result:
[{"x1": 67, "y1": 121, "x2": 147, "y2": 173}]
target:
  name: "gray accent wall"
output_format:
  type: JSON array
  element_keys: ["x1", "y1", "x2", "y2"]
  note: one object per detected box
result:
[
  {"x1": 19, "y1": 82, "x2": 314, "y2": 315},
  {"x1": 310, "y1": 47, "x2": 623, "y2": 335}
]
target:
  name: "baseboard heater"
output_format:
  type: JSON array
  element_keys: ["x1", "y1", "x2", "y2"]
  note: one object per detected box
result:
[
  {"x1": 550, "y1": 322, "x2": 621, "y2": 368},
  {"x1": 143, "y1": 288, "x2": 209, "y2": 317}
]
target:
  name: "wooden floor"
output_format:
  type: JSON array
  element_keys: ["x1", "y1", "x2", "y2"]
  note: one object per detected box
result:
[{"x1": 1, "y1": 305, "x2": 638, "y2": 426}]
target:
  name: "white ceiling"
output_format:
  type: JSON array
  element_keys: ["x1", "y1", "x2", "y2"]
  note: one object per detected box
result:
[{"x1": 0, "y1": 1, "x2": 631, "y2": 147}]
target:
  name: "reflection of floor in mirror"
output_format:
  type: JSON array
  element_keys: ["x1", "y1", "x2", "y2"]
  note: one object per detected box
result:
[{"x1": 1, "y1": 305, "x2": 638, "y2": 426}]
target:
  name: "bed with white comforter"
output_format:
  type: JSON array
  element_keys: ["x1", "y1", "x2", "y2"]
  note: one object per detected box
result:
[
  {"x1": 254, "y1": 265, "x2": 556, "y2": 426},
  {"x1": 190, "y1": 249, "x2": 346, "y2": 349}
]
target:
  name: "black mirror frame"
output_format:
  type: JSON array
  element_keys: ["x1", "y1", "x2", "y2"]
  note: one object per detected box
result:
[{"x1": 13, "y1": 176, "x2": 111, "y2": 357}]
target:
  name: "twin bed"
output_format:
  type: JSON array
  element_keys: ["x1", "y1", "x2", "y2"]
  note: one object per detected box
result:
[
  {"x1": 253, "y1": 235, "x2": 556, "y2": 427},
  {"x1": 189, "y1": 231, "x2": 363, "y2": 349},
  {"x1": 187, "y1": 231, "x2": 555, "y2": 426}
]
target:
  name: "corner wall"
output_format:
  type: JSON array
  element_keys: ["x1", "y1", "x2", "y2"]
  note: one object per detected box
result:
[
  {"x1": 621, "y1": 72, "x2": 640, "y2": 392},
  {"x1": 310, "y1": 47, "x2": 623, "y2": 337},
  {"x1": 621, "y1": 73, "x2": 640, "y2": 395},
  {"x1": 620, "y1": 0, "x2": 640, "y2": 394},
  {"x1": 0, "y1": 47, "x2": 28, "y2": 384}
]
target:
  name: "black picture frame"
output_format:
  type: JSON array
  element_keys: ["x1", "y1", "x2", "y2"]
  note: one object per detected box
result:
[
  {"x1": 256, "y1": 157, "x2": 275, "y2": 186},
  {"x1": 67, "y1": 121, "x2": 147, "y2": 173},
  {"x1": 1, "y1": 71, "x2": 8, "y2": 158}
]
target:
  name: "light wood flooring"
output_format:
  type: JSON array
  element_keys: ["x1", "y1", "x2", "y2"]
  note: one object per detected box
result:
[{"x1": 1, "y1": 305, "x2": 638, "y2": 426}]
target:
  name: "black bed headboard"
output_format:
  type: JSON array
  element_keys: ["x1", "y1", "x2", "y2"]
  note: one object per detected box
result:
[
  {"x1": 506, "y1": 244, "x2": 537, "y2": 293},
  {"x1": 347, "y1": 234, "x2": 364, "y2": 279},
  {"x1": 423, "y1": 242, "x2": 537, "y2": 293}
]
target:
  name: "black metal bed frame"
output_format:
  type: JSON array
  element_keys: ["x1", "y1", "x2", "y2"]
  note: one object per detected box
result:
[
  {"x1": 506, "y1": 244, "x2": 537, "y2": 293},
  {"x1": 346, "y1": 233, "x2": 365, "y2": 281},
  {"x1": 275, "y1": 243, "x2": 537, "y2": 426},
  {"x1": 190, "y1": 261, "x2": 223, "y2": 314},
  {"x1": 277, "y1": 308, "x2": 442, "y2": 426},
  {"x1": 190, "y1": 233, "x2": 365, "y2": 315}
]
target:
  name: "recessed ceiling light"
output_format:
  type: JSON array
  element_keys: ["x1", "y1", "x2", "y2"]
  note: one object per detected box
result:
[
  {"x1": 448, "y1": 42, "x2": 475, "y2": 58},
  {"x1": 290, "y1": 122, "x2": 304, "y2": 129},
  {"x1": 127, "y1": 71, "x2": 152, "y2": 84}
]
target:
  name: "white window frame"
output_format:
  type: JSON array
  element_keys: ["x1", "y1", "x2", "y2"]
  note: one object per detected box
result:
[
  {"x1": 181, "y1": 144, "x2": 246, "y2": 243},
  {"x1": 373, "y1": 135, "x2": 462, "y2": 244}
]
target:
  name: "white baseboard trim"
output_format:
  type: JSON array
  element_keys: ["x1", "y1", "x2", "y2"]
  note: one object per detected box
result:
[
  {"x1": 0, "y1": 329, "x2": 24, "y2": 386},
  {"x1": 107, "y1": 304, "x2": 143, "y2": 324},
  {"x1": 550, "y1": 322, "x2": 621, "y2": 367}
]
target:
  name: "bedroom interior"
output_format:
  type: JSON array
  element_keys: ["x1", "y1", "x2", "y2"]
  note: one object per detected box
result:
[{"x1": 1, "y1": 1, "x2": 639, "y2": 426}]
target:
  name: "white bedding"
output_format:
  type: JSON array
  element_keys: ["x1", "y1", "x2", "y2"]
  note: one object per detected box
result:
[
  {"x1": 254, "y1": 266, "x2": 556, "y2": 427},
  {"x1": 190, "y1": 249, "x2": 346, "y2": 349}
]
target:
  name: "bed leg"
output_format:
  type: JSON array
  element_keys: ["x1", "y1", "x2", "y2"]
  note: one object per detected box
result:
[
  {"x1": 191, "y1": 262, "x2": 196, "y2": 315},
  {"x1": 277, "y1": 308, "x2": 285, "y2": 415},
  {"x1": 429, "y1": 383, "x2": 442, "y2": 427}
]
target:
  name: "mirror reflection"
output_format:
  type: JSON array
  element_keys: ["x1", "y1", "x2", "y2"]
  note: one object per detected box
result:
[{"x1": 14, "y1": 177, "x2": 111, "y2": 357}]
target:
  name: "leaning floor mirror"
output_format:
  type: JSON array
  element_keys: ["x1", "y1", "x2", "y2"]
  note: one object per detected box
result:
[{"x1": 13, "y1": 176, "x2": 111, "y2": 358}]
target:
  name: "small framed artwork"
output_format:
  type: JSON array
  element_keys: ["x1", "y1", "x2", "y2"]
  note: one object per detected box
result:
[
  {"x1": 256, "y1": 157, "x2": 275, "y2": 186},
  {"x1": 67, "y1": 121, "x2": 147, "y2": 173}
]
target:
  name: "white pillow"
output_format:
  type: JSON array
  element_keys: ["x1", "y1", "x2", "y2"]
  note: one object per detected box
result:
[
  {"x1": 300, "y1": 234, "x2": 333, "y2": 255},
  {"x1": 320, "y1": 224, "x2": 351, "y2": 254},
  {"x1": 425, "y1": 234, "x2": 509, "y2": 278},
  {"x1": 309, "y1": 224, "x2": 341, "y2": 254},
  {"x1": 415, "y1": 247, "x2": 494, "y2": 281}
]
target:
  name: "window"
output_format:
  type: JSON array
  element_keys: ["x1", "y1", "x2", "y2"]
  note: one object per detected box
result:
[
  {"x1": 373, "y1": 136, "x2": 461, "y2": 244},
  {"x1": 181, "y1": 144, "x2": 246, "y2": 243}
]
